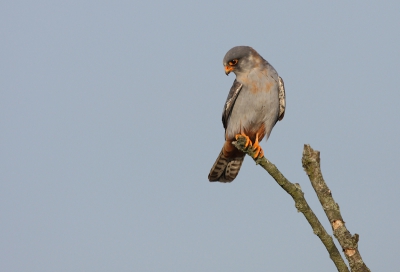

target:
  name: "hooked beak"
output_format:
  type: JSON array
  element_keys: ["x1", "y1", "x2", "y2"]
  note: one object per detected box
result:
[{"x1": 224, "y1": 65, "x2": 233, "y2": 75}]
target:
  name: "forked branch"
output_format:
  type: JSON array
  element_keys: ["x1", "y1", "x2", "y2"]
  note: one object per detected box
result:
[{"x1": 233, "y1": 136, "x2": 350, "y2": 272}]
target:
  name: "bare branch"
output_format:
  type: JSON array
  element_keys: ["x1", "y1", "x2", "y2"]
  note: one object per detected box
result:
[
  {"x1": 302, "y1": 145, "x2": 370, "y2": 272},
  {"x1": 233, "y1": 136, "x2": 349, "y2": 272}
]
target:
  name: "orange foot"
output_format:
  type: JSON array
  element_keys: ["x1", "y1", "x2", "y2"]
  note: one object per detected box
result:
[
  {"x1": 235, "y1": 132, "x2": 252, "y2": 148},
  {"x1": 251, "y1": 133, "x2": 264, "y2": 159}
]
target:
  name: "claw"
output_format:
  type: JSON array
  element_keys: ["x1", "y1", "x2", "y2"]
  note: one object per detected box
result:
[
  {"x1": 235, "y1": 132, "x2": 252, "y2": 148},
  {"x1": 252, "y1": 133, "x2": 264, "y2": 159},
  {"x1": 258, "y1": 149, "x2": 264, "y2": 158}
]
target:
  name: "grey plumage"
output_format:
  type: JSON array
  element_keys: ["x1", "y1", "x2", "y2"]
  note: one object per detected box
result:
[
  {"x1": 209, "y1": 46, "x2": 286, "y2": 182},
  {"x1": 223, "y1": 47, "x2": 281, "y2": 140}
]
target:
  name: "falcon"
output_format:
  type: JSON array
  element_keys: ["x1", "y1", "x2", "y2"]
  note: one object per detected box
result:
[{"x1": 208, "y1": 46, "x2": 286, "y2": 182}]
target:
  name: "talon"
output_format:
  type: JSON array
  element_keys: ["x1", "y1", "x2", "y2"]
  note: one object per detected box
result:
[
  {"x1": 235, "y1": 133, "x2": 252, "y2": 148},
  {"x1": 253, "y1": 145, "x2": 261, "y2": 158},
  {"x1": 252, "y1": 133, "x2": 264, "y2": 159},
  {"x1": 246, "y1": 138, "x2": 252, "y2": 148}
]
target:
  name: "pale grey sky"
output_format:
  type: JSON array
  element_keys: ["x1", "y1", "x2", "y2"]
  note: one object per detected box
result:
[{"x1": 1, "y1": 1, "x2": 399, "y2": 271}]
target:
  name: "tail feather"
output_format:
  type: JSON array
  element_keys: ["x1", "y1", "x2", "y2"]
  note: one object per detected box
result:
[{"x1": 208, "y1": 150, "x2": 245, "y2": 183}]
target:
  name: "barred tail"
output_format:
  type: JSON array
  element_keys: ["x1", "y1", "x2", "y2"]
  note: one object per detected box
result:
[{"x1": 208, "y1": 149, "x2": 245, "y2": 183}]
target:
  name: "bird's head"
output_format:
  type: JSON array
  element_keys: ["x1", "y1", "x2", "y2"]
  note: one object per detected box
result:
[{"x1": 223, "y1": 46, "x2": 258, "y2": 76}]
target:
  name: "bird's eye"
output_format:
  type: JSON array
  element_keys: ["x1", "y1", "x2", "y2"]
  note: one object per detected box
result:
[{"x1": 229, "y1": 59, "x2": 238, "y2": 66}]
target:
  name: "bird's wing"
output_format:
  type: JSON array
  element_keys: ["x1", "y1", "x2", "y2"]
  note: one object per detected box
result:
[
  {"x1": 222, "y1": 80, "x2": 243, "y2": 129},
  {"x1": 278, "y1": 76, "x2": 286, "y2": 121}
]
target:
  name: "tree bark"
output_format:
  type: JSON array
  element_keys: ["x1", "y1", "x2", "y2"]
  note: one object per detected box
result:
[
  {"x1": 233, "y1": 136, "x2": 350, "y2": 272},
  {"x1": 302, "y1": 145, "x2": 370, "y2": 272}
]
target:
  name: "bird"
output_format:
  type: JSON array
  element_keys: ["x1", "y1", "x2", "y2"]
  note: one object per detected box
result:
[{"x1": 208, "y1": 46, "x2": 286, "y2": 183}]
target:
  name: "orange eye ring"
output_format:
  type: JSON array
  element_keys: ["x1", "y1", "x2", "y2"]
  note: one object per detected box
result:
[{"x1": 228, "y1": 59, "x2": 238, "y2": 66}]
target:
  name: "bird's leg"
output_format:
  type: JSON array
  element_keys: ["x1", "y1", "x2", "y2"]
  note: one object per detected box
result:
[
  {"x1": 235, "y1": 128, "x2": 252, "y2": 148},
  {"x1": 251, "y1": 133, "x2": 264, "y2": 159}
]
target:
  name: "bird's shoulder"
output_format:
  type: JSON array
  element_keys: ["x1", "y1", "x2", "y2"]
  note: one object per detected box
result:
[
  {"x1": 278, "y1": 76, "x2": 286, "y2": 121},
  {"x1": 222, "y1": 80, "x2": 243, "y2": 129}
]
